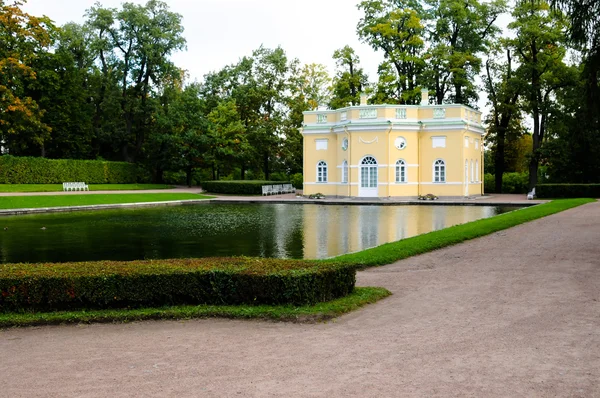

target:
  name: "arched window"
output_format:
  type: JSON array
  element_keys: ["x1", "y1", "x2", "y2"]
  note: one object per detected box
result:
[
  {"x1": 433, "y1": 159, "x2": 446, "y2": 183},
  {"x1": 471, "y1": 160, "x2": 474, "y2": 182},
  {"x1": 342, "y1": 160, "x2": 348, "y2": 183},
  {"x1": 317, "y1": 161, "x2": 328, "y2": 183},
  {"x1": 395, "y1": 159, "x2": 406, "y2": 183},
  {"x1": 476, "y1": 159, "x2": 479, "y2": 182}
]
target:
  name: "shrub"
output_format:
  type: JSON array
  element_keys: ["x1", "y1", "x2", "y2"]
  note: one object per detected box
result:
[
  {"x1": 201, "y1": 180, "x2": 291, "y2": 195},
  {"x1": 0, "y1": 155, "x2": 148, "y2": 184},
  {"x1": 0, "y1": 258, "x2": 356, "y2": 312},
  {"x1": 483, "y1": 172, "x2": 529, "y2": 194},
  {"x1": 536, "y1": 184, "x2": 600, "y2": 198},
  {"x1": 291, "y1": 173, "x2": 303, "y2": 190}
]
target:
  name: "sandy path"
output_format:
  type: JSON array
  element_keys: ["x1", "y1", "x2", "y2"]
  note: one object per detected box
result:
[{"x1": 1, "y1": 202, "x2": 599, "y2": 397}]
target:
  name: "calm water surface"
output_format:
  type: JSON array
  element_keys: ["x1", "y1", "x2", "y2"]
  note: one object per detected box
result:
[{"x1": 0, "y1": 203, "x2": 520, "y2": 263}]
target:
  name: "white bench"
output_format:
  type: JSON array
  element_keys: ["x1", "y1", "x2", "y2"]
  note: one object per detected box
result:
[
  {"x1": 262, "y1": 184, "x2": 296, "y2": 195},
  {"x1": 63, "y1": 182, "x2": 89, "y2": 191},
  {"x1": 527, "y1": 187, "x2": 536, "y2": 200}
]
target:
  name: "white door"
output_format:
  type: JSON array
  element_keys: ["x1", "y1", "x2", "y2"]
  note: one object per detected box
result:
[{"x1": 359, "y1": 156, "x2": 378, "y2": 197}]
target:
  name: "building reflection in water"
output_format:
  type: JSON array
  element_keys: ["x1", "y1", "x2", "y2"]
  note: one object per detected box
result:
[{"x1": 302, "y1": 205, "x2": 510, "y2": 259}]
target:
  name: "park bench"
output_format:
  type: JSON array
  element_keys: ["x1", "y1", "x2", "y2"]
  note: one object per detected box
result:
[
  {"x1": 527, "y1": 187, "x2": 536, "y2": 200},
  {"x1": 261, "y1": 184, "x2": 296, "y2": 196},
  {"x1": 63, "y1": 182, "x2": 89, "y2": 191}
]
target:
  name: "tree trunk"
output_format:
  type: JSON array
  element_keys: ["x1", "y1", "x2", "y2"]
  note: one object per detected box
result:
[
  {"x1": 263, "y1": 152, "x2": 269, "y2": 180},
  {"x1": 494, "y1": 127, "x2": 506, "y2": 193},
  {"x1": 241, "y1": 164, "x2": 246, "y2": 180},
  {"x1": 186, "y1": 167, "x2": 192, "y2": 187}
]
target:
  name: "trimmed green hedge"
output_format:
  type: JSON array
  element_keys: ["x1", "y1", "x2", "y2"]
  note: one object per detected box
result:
[
  {"x1": 484, "y1": 172, "x2": 529, "y2": 194},
  {"x1": 0, "y1": 258, "x2": 355, "y2": 312},
  {"x1": 0, "y1": 155, "x2": 149, "y2": 184},
  {"x1": 201, "y1": 180, "x2": 292, "y2": 195},
  {"x1": 536, "y1": 184, "x2": 600, "y2": 198}
]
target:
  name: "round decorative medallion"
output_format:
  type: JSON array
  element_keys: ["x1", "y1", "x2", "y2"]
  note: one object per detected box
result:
[
  {"x1": 394, "y1": 136, "x2": 407, "y2": 150},
  {"x1": 342, "y1": 138, "x2": 349, "y2": 151}
]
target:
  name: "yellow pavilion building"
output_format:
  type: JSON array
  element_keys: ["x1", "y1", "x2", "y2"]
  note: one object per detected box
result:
[{"x1": 301, "y1": 90, "x2": 484, "y2": 198}]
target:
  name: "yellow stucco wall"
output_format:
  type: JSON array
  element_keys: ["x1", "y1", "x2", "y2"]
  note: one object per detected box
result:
[{"x1": 302, "y1": 100, "x2": 484, "y2": 198}]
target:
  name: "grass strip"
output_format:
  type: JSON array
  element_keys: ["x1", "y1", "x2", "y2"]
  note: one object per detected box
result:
[
  {"x1": 0, "y1": 184, "x2": 174, "y2": 192},
  {"x1": 0, "y1": 287, "x2": 390, "y2": 328},
  {"x1": 0, "y1": 193, "x2": 212, "y2": 209},
  {"x1": 326, "y1": 198, "x2": 595, "y2": 268}
]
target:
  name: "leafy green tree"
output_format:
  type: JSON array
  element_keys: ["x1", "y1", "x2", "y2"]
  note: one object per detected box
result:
[
  {"x1": 330, "y1": 46, "x2": 369, "y2": 108},
  {"x1": 84, "y1": 0, "x2": 186, "y2": 162},
  {"x1": 483, "y1": 41, "x2": 522, "y2": 192},
  {"x1": 509, "y1": 0, "x2": 574, "y2": 189},
  {"x1": 357, "y1": 0, "x2": 426, "y2": 104},
  {"x1": 424, "y1": 0, "x2": 506, "y2": 105},
  {"x1": 0, "y1": 0, "x2": 53, "y2": 155}
]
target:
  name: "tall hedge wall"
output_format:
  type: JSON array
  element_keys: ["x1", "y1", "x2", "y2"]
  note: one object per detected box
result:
[
  {"x1": 0, "y1": 155, "x2": 148, "y2": 184},
  {"x1": 0, "y1": 258, "x2": 356, "y2": 312},
  {"x1": 536, "y1": 184, "x2": 600, "y2": 198}
]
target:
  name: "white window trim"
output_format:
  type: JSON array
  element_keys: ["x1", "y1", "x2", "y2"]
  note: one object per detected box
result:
[
  {"x1": 476, "y1": 159, "x2": 479, "y2": 182},
  {"x1": 395, "y1": 159, "x2": 407, "y2": 183},
  {"x1": 316, "y1": 160, "x2": 328, "y2": 183},
  {"x1": 342, "y1": 160, "x2": 348, "y2": 183},
  {"x1": 431, "y1": 136, "x2": 446, "y2": 148},
  {"x1": 433, "y1": 159, "x2": 446, "y2": 183}
]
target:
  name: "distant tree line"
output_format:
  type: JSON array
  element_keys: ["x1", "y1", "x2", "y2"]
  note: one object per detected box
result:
[{"x1": 1, "y1": 0, "x2": 599, "y2": 188}]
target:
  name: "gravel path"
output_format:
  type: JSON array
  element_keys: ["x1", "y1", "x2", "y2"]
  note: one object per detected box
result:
[{"x1": 1, "y1": 201, "x2": 598, "y2": 397}]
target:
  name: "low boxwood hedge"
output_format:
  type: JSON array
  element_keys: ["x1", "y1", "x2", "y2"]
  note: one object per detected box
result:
[
  {"x1": 536, "y1": 184, "x2": 600, "y2": 198},
  {"x1": 0, "y1": 155, "x2": 149, "y2": 184},
  {"x1": 0, "y1": 258, "x2": 355, "y2": 312},
  {"x1": 201, "y1": 180, "x2": 292, "y2": 195}
]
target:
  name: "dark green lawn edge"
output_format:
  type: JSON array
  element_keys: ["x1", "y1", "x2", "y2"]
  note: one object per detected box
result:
[
  {"x1": 0, "y1": 184, "x2": 174, "y2": 193},
  {"x1": 0, "y1": 287, "x2": 390, "y2": 328},
  {"x1": 324, "y1": 198, "x2": 596, "y2": 268},
  {"x1": 0, "y1": 193, "x2": 213, "y2": 210}
]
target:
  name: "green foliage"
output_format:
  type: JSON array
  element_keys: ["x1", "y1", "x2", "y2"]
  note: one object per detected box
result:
[
  {"x1": 0, "y1": 258, "x2": 356, "y2": 312},
  {"x1": 201, "y1": 180, "x2": 291, "y2": 195},
  {"x1": 536, "y1": 184, "x2": 600, "y2": 198},
  {"x1": 0, "y1": 287, "x2": 391, "y2": 327},
  {"x1": 329, "y1": 46, "x2": 369, "y2": 108},
  {"x1": 291, "y1": 173, "x2": 303, "y2": 190},
  {"x1": 0, "y1": 193, "x2": 209, "y2": 210},
  {"x1": 0, "y1": 155, "x2": 148, "y2": 184},
  {"x1": 483, "y1": 172, "x2": 529, "y2": 194},
  {"x1": 326, "y1": 199, "x2": 594, "y2": 267}
]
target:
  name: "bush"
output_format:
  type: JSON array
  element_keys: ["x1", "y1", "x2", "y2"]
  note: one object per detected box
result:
[
  {"x1": 0, "y1": 155, "x2": 148, "y2": 184},
  {"x1": 291, "y1": 173, "x2": 303, "y2": 190},
  {"x1": 483, "y1": 172, "x2": 529, "y2": 194},
  {"x1": 201, "y1": 180, "x2": 291, "y2": 195},
  {"x1": 0, "y1": 258, "x2": 356, "y2": 312},
  {"x1": 536, "y1": 184, "x2": 600, "y2": 198}
]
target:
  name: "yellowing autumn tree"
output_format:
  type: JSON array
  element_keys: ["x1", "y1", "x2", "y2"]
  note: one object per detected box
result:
[{"x1": 0, "y1": 0, "x2": 53, "y2": 154}]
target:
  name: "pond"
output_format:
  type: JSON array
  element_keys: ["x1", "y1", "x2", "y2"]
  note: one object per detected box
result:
[{"x1": 0, "y1": 203, "x2": 521, "y2": 264}]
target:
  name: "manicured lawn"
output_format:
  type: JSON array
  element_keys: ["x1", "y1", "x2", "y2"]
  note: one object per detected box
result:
[
  {"x1": 0, "y1": 287, "x2": 391, "y2": 327},
  {"x1": 0, "y1": 193, "x2": 212, "y2": 210},
  {"x1": 327, "y1": 198, "x2": 595, "y2": 268},
  {"x1": 0, "y1": 184, "x2": 174, "y2": 192}
]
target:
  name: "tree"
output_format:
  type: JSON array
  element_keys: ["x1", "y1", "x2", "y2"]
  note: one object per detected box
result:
[
  {"x1": 357, "y1": 0, "x2": 426, "y2": 104},
  {"x1": 509, "y1": 0, "x2": 573, "y2": 189},
  {"x1": 330, "y1": 45, "x2": 369, "y2": 108},
  {"x1": 84, "y1": 0, "x2": 186, "y2": 162},
  {"x1": 0, "y1": 0, "x2": 53, "y2": 155},
  {"x1": 296, "y1": 63, "x2": 331, "y2": 110},
  {"x1": 483, "y1": 41, "x2": 522, "y2": 192},
  {"x1": 423, "y1": 0, "x2": 506, "y2": 105}
]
